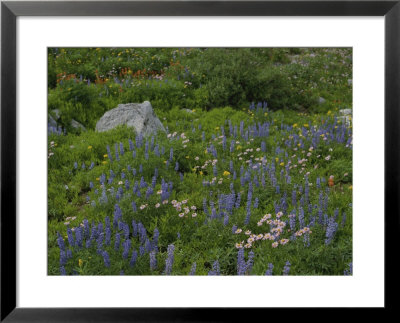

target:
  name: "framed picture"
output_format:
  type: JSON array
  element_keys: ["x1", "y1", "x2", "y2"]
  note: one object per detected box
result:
[{"x1": 1, "y1": 0, "x2": 398, "y2": 320}]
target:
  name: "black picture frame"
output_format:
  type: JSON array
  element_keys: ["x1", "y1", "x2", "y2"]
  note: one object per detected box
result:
[{"x1": 1, "y1": 1, "x2": 398, "y2": 321}]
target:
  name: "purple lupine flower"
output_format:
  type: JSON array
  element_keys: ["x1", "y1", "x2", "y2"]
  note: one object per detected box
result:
[
  {"x1": 208, "y1": 260, "x2": 220, "y2": 276},
  {"x1": 66, "y1": 227, "x2": 74, "y2": 247},
  {"x1": 114, "y1": 233, "x2": 121, "y2": 251},
  {"x1": 189, "y1": 262, "x2": 197, "y2": 275},
  {"x1": 344, "y1": 262, "x2": 353, "y2": 275},
  {"x1": 211, "y1": 208, "x2": 217, "y2": 220},
  {"x1": 282, "y1": 261, "x2": 291, "y2": 275},
  {"x1": 120, "y1": 142, "x2": 124, "y2": 156},
  {"x1": 100, "y1": 189, "x2": 108, "y2": 204},
  {"x1": 223, "y1": 212, "x2": 229, "y2": 226},
  {"x1": 96, "y1": 232, "x2": 104, "y2": 249},
  {"x1": 261, "y1": 141, "x2": 266, "y2": 152},
  {"x1": 341, "y1": 212, "x2": 347, "y2": 227},
  {"x1": 203, "y1": 198, "x2": 209, "y2": 216},
  {"x1": 74, "y1": 162, "x2": 78, "y2": 169},
  {"x1": 122, "y1": 239, "x2": 131, "y2": 259},
  {"x1": 56, "y1": 232, "x2": 65, "y2": 251},
  {"x1": 169, "y1": 148, "x2": 173, "y2": 161},
  {"x1": 265, "y1": 263, "x2": 274, "y2": 276},
  {"x1": 235, "y1": 193, "x2": 241, "y2": 208},
  {"x1": 139, "y1": 164, "x2": 143, "y2": 173},
  {"x1": 59, "y1": 250, "x2": 67, "y2": 266},
  {"x1": 146, "y1": 186, "x2": 154, "y2": 199},
  {"x1": 83, "y1": 219, "x2": 90, "y2": 238},
  {"x1": 165, "y1": 244, "x2": 175, "y2": 275},
  {"x1": 105, "y1": 226, "x2": 111, "y2": 246},
  {"x1": 75, "y1": 227, "x2": 83, "y2": 248},
  {"x1": 123, "y1": 222, "x2": 130, "y2": 239},
  {"x1": 237, "y1": 248, "x2": 246, "y2": 275},
  {"x1": 325, "y1": 217, "x2": 338, "y2": 245},
  {"x1": 66, "y1": 249, "x2": 72, "y2": 259},
  {"x1": 246, "y1": 251, "x2": 254, "y2": 274},
  {"x1": 138, "y1": 222, "x2": 147, "y2": 243},
  {"x1": 145, "y1": 238, "x2": 152, "y2": 253},
  {"x1": 253, "y1": 198, "x2": 259, "y2": 208},
  {"x1": 303, "y1": 233, "x2": 310, "y2": 247},
  {"x1": 102, "y1": 251, "x2": 110, "y2": 268},
  {"x1": 132, "y1": 220, "x2": 138, "y2": 237},
  {"x1": 232, "y1": 225, "x2": 238, "y2": 234},
  {"x1": 130, "y1": 250, "x2": 138, "y2": 267},
  {"x1": 113, "y1": 204, "x2": 122, "y2": 229},
  {"x1": 152, "y1": 228, "x2": 160, "y2": 250},
  {"x1": 60, "y1": 266, "x2": 67, "y2": 275},
  {"x1": 299, "y1": 207, "x2": 305, "y2": 228},
  {"x1": 139, "y1": 245, "x2": 145, "y2": 256},
  {"x1": 244, "y1": 207, "x2": 251, "y2": 225},
  {"x1": 334, "y1": 208, "x2": 339, "y2": 221},
  {"x1": 106, "y1": 145, "x2": 113, "y2": 162},
  {"x1": 115, "y1": 143, "x2": 120, "y2": 161},
  {"x1": 140, "y1": 176, "x2": 147, "y2": 188},
  {"x1": 292, "y1": 190, "x2": 297, "y2": 207},
  {"x1": 132, "y1": 201, "x2": 137, "y2": 212},
  {"x1": 150, "y1": 251, "x2": 157, "y2": 270},
  {"x1": 129, "y1": 139, "x2": 134, "y2": 151},
  {"x1": 230, "y1": 140, "x2": 235, "y2": 153},
  {"x1": 318, "y1": 208, "x2": 323, "y2": 225},
  {"x1": 213, "y1": 165, "x2": 218, "y2": 177},
  {"x1": 175, "y1": 162, "x2": 179, "y2": 171}
]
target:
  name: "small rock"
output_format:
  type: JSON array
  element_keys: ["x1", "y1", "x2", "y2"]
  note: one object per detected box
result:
[
  {"x1": 347, "y1": 79, "x2": 352, "y2": 86},
  {"x1": 182, "y1": 109, "x2": 194, "y2": 114},
  {"x1": 339, "y1": 109, "x2": 352, "y2": 116},
  {"x1": 52, "y1": 109, "x2": 61, "y2": 120},
  {"x1": 71, "y1": 119, "x2": 86, "y2": 131},
  {"x1": 48, "y1": 114, "x2": 57, "y2": 128},
  {"x1": 337, "y1": 116, "x2": 351, "y2": 127},
  {"x1": 318, "y1": 97, "x2": 326, "y2": 105}
]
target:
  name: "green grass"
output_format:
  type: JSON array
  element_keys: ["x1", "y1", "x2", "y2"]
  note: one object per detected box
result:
[{"x1": 48, "y1": 47, "x2": 352, "y2": 276}]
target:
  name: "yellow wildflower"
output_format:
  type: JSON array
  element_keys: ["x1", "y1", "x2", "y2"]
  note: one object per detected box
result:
[
  {"x1": 88, "y1": 146, "x2": 92, "y2": 149},
  {"x1": 102, "y1": 161, "x2": 107, "y2": 165},
  {"x1": 223, "y1": 171, "x2": 230, "y2": 176},
  {"x1": 293, "y1": 123, "x2": 298, "y2": 128},
  {"x1": 78, "y1": 259, "x2": 83, "y2": 267},
  {"x1": 103, "y1": 154, "x2": 108, "y2": 158},
  {"x1": 280, "y1": 162, "x2": 285, "y2": 167},
  {"x1": 199, "y1": 171, "x2": 203, "y2": 175}
]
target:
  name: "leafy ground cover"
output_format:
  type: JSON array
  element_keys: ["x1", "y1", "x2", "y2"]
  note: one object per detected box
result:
[{"x1": 48, "y1": 48, "x2": 352, "y2": 275}]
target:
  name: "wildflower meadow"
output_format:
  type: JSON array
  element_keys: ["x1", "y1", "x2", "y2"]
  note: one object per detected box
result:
[{"x1": 48, "y1": 48, "x2": 352, "y2": 276}]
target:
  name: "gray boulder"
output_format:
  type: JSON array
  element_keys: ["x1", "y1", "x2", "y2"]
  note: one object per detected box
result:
[
  {"x1": 318, "y1": 97, "x2": 326, "y2": 105},
  {"x1": 96, "y1": 101, "x2": 166, "y2": 136}
]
